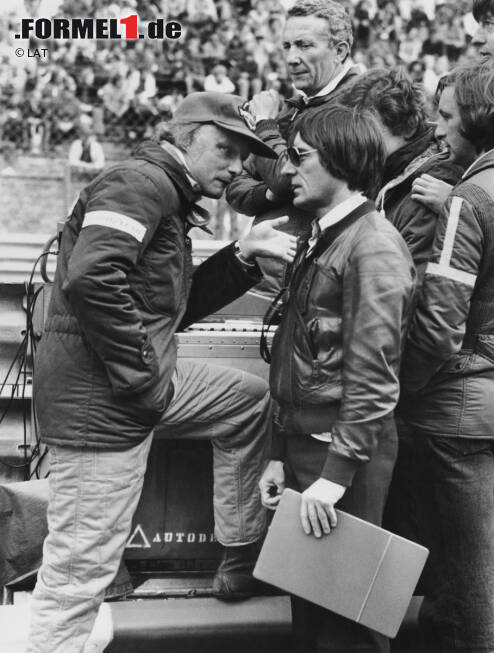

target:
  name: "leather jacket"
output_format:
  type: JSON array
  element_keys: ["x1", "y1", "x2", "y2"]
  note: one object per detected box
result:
[
  {"x1": 401, "y1": 149, "x2": 494, "y2": 439},
  {"x1": 270, "y1": 200, "x2": 416, "y2": 486}
]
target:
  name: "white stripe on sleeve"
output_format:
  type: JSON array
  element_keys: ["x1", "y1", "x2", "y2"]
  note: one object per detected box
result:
[
  {"x1": 82, "y1": 210, "x2": 147, "y2": 243},
  {"x1": 439, "y1": 196, "x2": 463, "y2": 267},
  {"x1": 426, "y1": 262, "x2": 477, "y2": 287}
]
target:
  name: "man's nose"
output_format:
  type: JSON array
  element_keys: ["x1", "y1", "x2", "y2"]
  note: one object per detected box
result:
[
  {"x1": 281, "y1": 156, "x2": 295, "y2": 176},
  {"x1": 229, "y1": 156, "x2": 243, "y2": 176},
  {"x1": 435, "y1": 120, "x2": 446, "y2": 141},
  {"x1": 286, "y1": 49, "x2": 302, "y2": 66}
]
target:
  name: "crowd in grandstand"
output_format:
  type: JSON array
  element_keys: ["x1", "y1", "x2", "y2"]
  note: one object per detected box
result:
[{"x1": 0, "y1": 0, "x2": 481, "y2": 153}]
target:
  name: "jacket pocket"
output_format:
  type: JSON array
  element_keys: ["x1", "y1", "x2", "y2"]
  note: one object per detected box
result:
[
  {"x1": 432, "y1": 436, "x2": 493, "y2": 458},
  {"x1": 130, "y1": 381, "x2": 167, "y2": 427}
]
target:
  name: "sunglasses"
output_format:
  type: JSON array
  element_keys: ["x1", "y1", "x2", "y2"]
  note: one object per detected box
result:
[{"x1": 286, "y1": 146, "x2": 318, "y2": 167}]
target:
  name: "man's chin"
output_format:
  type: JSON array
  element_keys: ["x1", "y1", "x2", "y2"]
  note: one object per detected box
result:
[
  {"x1": 292, "y1": 192, "x2": 307, "y2": 208},
  {"x1": 202, "y1": 187, "x2": 225, "y2": 199},
  {"x1": 290, "y1": 76, "x2": 311, "y2": 92}
]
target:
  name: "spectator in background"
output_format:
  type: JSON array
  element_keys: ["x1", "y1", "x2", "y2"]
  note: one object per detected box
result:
[
  {"x1": 443, "y1": 14, "x2": 467, "y2": 61},
  {"x1": 203, "y1": 64, "x2": 236, "y2": 94},
  {"x1": 399, "y1": 26, "x2": 424, "y2": 63},
  {"x1": 408, "y1": 58, "x2": 426, "y2": 83},
  {"x1": 98, "y1": 74, "x2": 131, "y2": 139},
  {"x1": 46, "y1": 82, "x2": 81, "y2": 149},
  {"x1": 68, "y1": 114, "x2": 105, "y2": 179},
  {"x1": 0, "y1": 0, "x2": 484, "y2": 156},
  {"x1": 472, "y1": 0, "x2": 494, "y2": 57},
  {"x1": 421, "y1": 55, "x2": 441, "y2": 98},
  {"x1": 354, "y1": 0, "x2": 373, "y2": 49},
  {"x1": 421, "y1": 25, "x2": 446, "y2": 57}
]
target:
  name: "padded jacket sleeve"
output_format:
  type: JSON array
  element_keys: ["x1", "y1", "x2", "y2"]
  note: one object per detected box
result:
[
  {"x1": 401, "y1": 193, "x2": 482, "y2": 393},
  {"x1": 179, "y1": 242, "x2": 262, "y2": 329},
  {"x1": 321, "y1": 230, "x2": 416, "y2": 486},
  {"x1": 62, "y1": 167, "x2": 168, "y2": 397}
]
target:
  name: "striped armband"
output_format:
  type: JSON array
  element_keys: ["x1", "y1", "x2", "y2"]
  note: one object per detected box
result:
[{"x1": 82, "y1": 210, "x2": 147, "y2": 243}]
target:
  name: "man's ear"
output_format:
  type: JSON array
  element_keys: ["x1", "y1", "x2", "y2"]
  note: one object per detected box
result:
[{"x1": 335, "y1": 41, "x2": 351, "y2": 62}]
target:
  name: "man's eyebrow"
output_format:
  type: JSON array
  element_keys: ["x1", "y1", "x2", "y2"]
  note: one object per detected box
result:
[{"x1": 283, "y1": 38, "x2": 315, "y2": 46}]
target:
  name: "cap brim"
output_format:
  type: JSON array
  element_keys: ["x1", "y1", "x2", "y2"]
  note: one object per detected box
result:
[{"x1": 212, "y1": 120, "x2": 278, "y2": 159}]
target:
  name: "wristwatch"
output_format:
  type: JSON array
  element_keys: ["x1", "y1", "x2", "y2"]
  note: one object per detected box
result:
[{"x1": 233, "y1": 241, "x2": 256, "y2": 268}]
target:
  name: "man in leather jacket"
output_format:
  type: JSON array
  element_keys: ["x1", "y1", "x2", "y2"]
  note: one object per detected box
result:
[
  {"x1": 259, "y1": 105, "x2": 416, "y2": 652},
  {"x1": 400, "y1": 59, "x2": 494, "y2": 653}
]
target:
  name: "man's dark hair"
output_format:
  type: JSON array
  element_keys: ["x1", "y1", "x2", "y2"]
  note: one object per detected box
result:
[
  {"x1": 293, "y1": 104, "x2": 385, "y2": 197},
  {"x1": 453, "y1": 59, "x2": 494, "y2": 153},
  {"x1": 473, "y1": 0, "x2": 494, "y2": 21},
  {"x1": 341, "y1": 67, "x2": 427, "y2": 140},
  {"x1": 287, "y1": 0, "x2": 354, "y2": 49}
]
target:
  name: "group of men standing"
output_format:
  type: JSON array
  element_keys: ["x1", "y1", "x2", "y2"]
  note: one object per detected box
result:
[{"x1": 27, "y1": 0, "x2": 494, "y2": 652}]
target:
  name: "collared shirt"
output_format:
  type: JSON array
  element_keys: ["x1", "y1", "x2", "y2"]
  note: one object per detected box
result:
[
  {"x1": 161, "y1": 141, "x2": 199, "y2": 191},
  {"x1": 160, "y1": 141, "x2": 211, "y2": 230},
  {"x1": 294, "y1": 59, "x2": 354, "y2": 101},
  {"x1": 306, "y1": 192, "x2": 367, "y2": 256}
]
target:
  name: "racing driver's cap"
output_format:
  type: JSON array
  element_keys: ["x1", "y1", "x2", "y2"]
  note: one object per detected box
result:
[{"x1": 173, "y1": 91, "x2": 277, "y2": 159}]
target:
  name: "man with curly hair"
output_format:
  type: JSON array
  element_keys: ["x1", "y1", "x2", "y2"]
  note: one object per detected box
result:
[
  {"x1": 342, "y1": 67, "x2": 464, "y2": 281},
  {"x1": 342, "y1": 70, "x2": 464, "y2": 567}
]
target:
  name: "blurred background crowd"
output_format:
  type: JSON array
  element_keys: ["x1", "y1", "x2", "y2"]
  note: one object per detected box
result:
[
  {"x1": 0, "y1": 0, "x2": 481, "y2": 154},
  {"x1": 0, "y1": 0, "x2": 483, "y2": 235}
]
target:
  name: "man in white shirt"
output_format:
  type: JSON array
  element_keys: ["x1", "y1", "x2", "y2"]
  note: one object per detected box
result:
[
  {"x1": 203, "y1": 64, "x2": 236, "y2": 94},
  {"x1": 259, "y1": 104, "x2": 416, "y2": 653},
  {"x1": 68, "y1": 115, "x2": 105, "y2": 177},
  {"x1": 226, "y1": 0, "x2": 361, "y2": 297}
]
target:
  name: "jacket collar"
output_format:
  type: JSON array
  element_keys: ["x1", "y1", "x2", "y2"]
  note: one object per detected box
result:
[
  {"x1": 133, "y1": 140, "x2": 201, "y2": 205},
  {"x1": 290, "y1": 198, "x2": 375, "y2": 288},
  {"x1": 376, "y1": 144, "x2": 442, "y2": 213},
  {"x1": 310, "y1": 199, "x2": 376, "y2": 259},
  {"x1": 292, "y1": 60, "x2": 355, "y2": 101},
  {"x1": 382, "y1": 128, "x2": 436, "y2": 185},
  {"x1": 133, "y1": 140, "x2": 212, "y2": 233},
  {"x1": 286, "y1": 64, "x2": 361, "y2": 111},
  {"x1": 462, "y1": 148, "x2": 494, "y2": 182}
]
